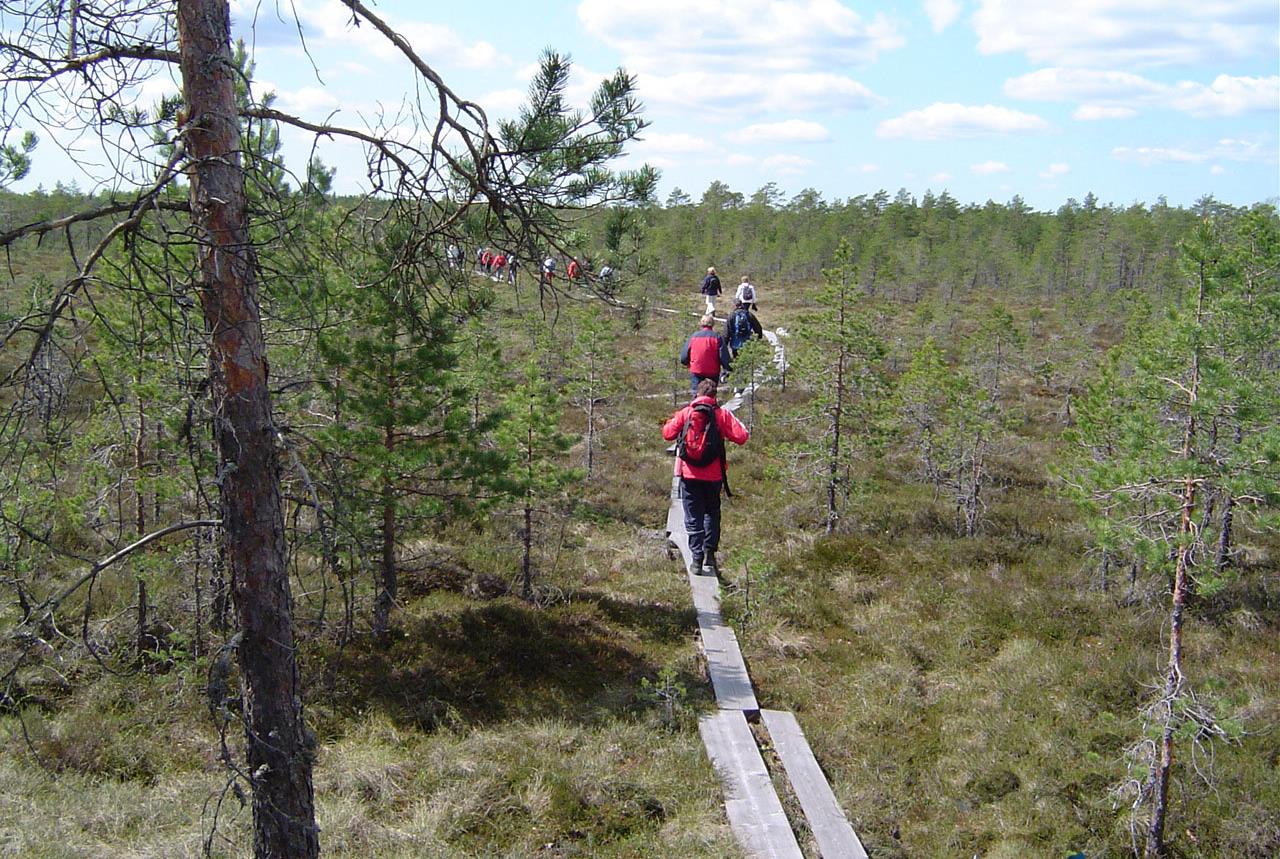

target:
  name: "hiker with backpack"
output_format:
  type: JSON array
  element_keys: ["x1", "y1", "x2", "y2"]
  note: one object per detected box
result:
[
  {"x1": 724, "y1": 300, "x2": 763, "y2": 357},
  {"x1": 734, "y1": 275, "x2": 758, "y2": 311},
  {"x1": 701, "y1": 266, "x2": 722, "y2": 313},
  {"x1": 680, "y1": 314, "x2": 733, "y2": 394},
  {"x1": 663, "y1": 378, "x2": 749, "y2": 575}
]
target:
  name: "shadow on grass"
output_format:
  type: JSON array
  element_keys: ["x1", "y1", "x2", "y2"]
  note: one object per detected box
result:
[{"x1": 313, "y1": 597, "x2": 705, "y2": 731}]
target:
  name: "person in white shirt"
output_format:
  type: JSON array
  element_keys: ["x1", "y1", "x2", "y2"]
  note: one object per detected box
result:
[{"x1": 734, "y1": 275, "x2": 757, "y2": 311}]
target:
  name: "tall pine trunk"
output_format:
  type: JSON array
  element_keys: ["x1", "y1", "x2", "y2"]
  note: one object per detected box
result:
[
  {"x1": 374, "y1": 379, "x2": 397, "y2": 635},
  {"x1": 1144, "y1": 253, "x2": 1205, "y2": 859},
  {"x1": 177, "y1": 3, "x2": 319, "y2": 856}
]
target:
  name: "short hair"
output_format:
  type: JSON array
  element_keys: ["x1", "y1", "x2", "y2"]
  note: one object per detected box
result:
[
  {"x1": 700, "y1": 314, "x2": 715, "y2": 327},
  {"x1": 696, "y1": 378, "x2": 718, "y2": 398},
  {"x1": 707, "y1": 266, "x2": 716, "y2": 274},
  {"x1": 741, "y1": 275, "x2": 749, "y2": 282}
]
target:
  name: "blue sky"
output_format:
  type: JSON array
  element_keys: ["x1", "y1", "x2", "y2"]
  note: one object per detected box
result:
[{"x1": 14, "y1": 0, "x2": 1280, "y2": 211}]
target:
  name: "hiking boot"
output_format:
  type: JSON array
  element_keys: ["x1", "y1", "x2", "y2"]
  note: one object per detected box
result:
[
  {"x1": 701, "y1": 554, "x2": 718, "y2": 576},
  {"x1": 690, "y1": 556, "x2": 703, "y2": 573}
]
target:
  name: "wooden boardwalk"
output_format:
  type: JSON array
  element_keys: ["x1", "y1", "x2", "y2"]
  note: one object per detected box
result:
[
  {"x1": 665, "y1": 344, "x2": 869, "y2": 858},
  {"x1": 762, "y1": 710, "x2": 869, "y2": 859},
  {"x1": 700, "y1": 711, "x2": 804, "y2": 859}
]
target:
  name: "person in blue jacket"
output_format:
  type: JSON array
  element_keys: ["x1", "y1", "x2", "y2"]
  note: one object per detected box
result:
[{"x1": 700, "y1": 266, "x2": 722, "y2": 313}]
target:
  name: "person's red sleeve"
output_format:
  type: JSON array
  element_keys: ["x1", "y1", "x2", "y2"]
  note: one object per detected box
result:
[
  {"x1": 718, "y1": 409, "x2": 750, "y2": 445},
  {"x1": 662, "y1": 408, "x2": 688, "y2": 441}
]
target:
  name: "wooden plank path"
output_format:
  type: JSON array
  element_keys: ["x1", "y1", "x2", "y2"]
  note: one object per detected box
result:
[
  {"x1": 762, "y1": 710, "x2": 869, "y2": 859},
  {"x1": 664, "y1": 338, "x2": 869, "y2": 858},
  {"x1": 689, "y1": 568, "x2": 760, "y2": 715},
  {"x1": 700, "y1": 711, "x2": 804, "y2": 859}
]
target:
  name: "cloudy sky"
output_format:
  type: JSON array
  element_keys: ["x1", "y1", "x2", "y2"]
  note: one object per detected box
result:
[{"x1": 16, "y1": 0, "x2": 1280, "y2": 210}]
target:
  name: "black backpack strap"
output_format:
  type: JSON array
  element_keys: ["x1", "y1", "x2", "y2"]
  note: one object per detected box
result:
[{"x1": 715, "y1": 406, "x2": 732, "y2": 497}]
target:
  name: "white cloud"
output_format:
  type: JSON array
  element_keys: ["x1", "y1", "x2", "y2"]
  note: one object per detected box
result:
[
  {"x1": 1007, "y1": 68, "x2": 1279, "y2": 119},
  {"x1": 1171, "y1": 75, "x2": 1280, "y2": 117},
  {"x1": 931, "y1": 171, "x2": 953, "y2": 182},
  {"x1": 972, "y1": 0, "x2": 1278, "y2": 67},
  {"x1": 859, "y1": 163, "x2": 881, "y2": 173},
  {"x1": 877, "y1": 103, "x2": 1050, "y2": 139},
  {"x1": 579, "y1": 0, "x2": 902, "y2": 67},
  {"x1": 971, "y1": 160, "x2": 1010, "y2": 174},
  {"x1": 634, "y1": 132, "x2": 716, "y2": 154},
  {"x1": 578, "y1": 0, "x2": 894, "y2": 113},
  {"x1": 245, "y1": 1, "x2": 508, "y2": 71},
  {"x1": 1074, "y1": 104, "x2": 1138, "y2": 120},
  {"x1": 478, "y1": 89, "x2": 527, "y2": 118},
  {"x1": 1112, "y1": 146, "x2": 1207, "y2": 165},
  {"x1": 1040, "y1": 162, "x2": 1071, "y2": 177},
  {"x1": 1112, "y1": 138, "x2": 1273, "y2": 166},
  {"x1": 641, "y1": 70, "x2": 879, "y2": 114},
  {"x1": 761, "y1": 154, "x2": 814, "y2": 174},
  {"x1": 726, "y1": 120, "x2": 831, "y2": 144},
  {"x1": 1005, "y1": 68, "x2": 1161, "y2": 102},
  {"x1": 1210, "y1": 165, "x2": 1226, "y2": 175},
  {"x1": 269, "y1": 85, "x2": 341, "y2": 115},
  {"x1": 924, "y1": 0, "x2": 963, "y2": 32}
]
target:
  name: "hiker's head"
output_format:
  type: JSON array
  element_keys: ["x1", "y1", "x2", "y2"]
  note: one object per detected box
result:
[
  {"x1": 707, "y1": 266, "x2": 716, "y2": 274},
  {"x1": 696, "y1": 378, "x2": 718, "y2": 399},
  {"x1": 700, "y1": 314, "x2": 715, "y2": 327},
  {"x1": 734, "y1": 300, "x2": 745, "y2": 309},
  {"x1": 741, "y1": 275, "x2": 749, "y2": 283}
]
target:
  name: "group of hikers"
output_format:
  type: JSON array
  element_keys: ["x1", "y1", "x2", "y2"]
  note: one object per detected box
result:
[
  {"x1": 445, "y1": 243, "x2": 616, "y2": 290},
  {"x1": 664, "y1": 267, "x2": 766, "y2": 577},
  {"x1": 540, "y1": 254, "x2": 614, "y2": 287}
]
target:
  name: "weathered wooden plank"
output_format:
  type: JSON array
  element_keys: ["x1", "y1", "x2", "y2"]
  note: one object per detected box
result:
[
  {"x1": 761, "y1": 710, "x2": 868, "y2": 859},
  {"x1": 687, "y1": 571, "x2": 759, "y2": 715},
  {"x1": 699, "y1": 711, "x2": 804, "y2": 859}
]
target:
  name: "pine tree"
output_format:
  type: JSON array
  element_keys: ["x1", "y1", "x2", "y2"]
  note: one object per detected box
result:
[
  {"x1": 315, "y1": 224, "x2": 504, "y2": 634},
  {"x1": 1058, "y1": 208, "x2": 1280, "y2": 857},
  {"x1": 786, "y1": 238, "x2": 890, "y2": 532},
  {"x1": 495, "y1": 358, "x2": 581, "y2": 601},
  {"x1": 897, "y1": 337, "x2": 997, "y2": 537}
]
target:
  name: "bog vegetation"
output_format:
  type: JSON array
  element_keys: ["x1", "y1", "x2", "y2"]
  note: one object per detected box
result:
[{"x1": 1, "y1": 4, "x2": 1278, "y2": 859}]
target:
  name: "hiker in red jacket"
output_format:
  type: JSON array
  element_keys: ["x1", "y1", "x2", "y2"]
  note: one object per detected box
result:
[
  {"x1": 680, "y1": 314, "x2": 733, "y2": 395},
  {"x1": 662, "y1": 378, "x2": 749, "y2": 575},
  {"x1": 567, "y1": 257, "x2": 582, "y2": 281}
]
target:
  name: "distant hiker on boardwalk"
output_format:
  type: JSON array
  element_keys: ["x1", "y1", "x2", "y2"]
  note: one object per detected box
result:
[
  {"x1": 598, "y1": 263, "x2": 614, "y2": 283},
  {"x1": 724, "y1": 300, "x2": 763, "y2": 357},
  {"x1": 680, "y1": 313, "x2": 733, "y2": 394},
  {"x1": 734, "y1": 275, "x2": 758, "y2": 311},
  {"x1": 701, "y1": 266, "x2": 722, "y2": 313},
  {"x1": 567, "y1": 257, "x2": 582, "y2": 282},
  {"x1": 507, "y1": 254, "x2": 519, "y2": 285},
  {"x1": 663, "y1": 378, "x2": 749, "y2": 575},
  {"x1": 446, "y1": 243, "x2": 461, "y2": 269},
  {"x1": 541, "y1": 255, "x2": 556, "y2": 287}
]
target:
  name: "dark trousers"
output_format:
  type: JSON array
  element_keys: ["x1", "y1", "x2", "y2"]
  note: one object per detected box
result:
[
  {"x1": 690, "y1": 372, "x2": 717, "y2": 394},
  {"x1": 680, "y1": 477, "x2": 722, "y2": 562}
]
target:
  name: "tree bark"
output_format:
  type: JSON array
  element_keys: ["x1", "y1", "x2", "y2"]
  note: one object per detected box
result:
[
  {"x1": 1145, "y1": 252, "x2": 1205, "y2": 859},
  {"x1": 1215, "y1": 491, "x2": 1234, "y2": 574},
  {"x1": 177, "y1": 3, "x2": 318, "y2": 857},
  {"x1": 374, "y1": 418, "x2": 396, "y2": 635},
  {"x1": 1145, "y1": 477, "x2": 1195, "y2": 858}
]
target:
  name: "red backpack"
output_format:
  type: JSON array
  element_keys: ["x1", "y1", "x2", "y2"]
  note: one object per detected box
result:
[{"x1": 675, "y1": 402, "x2": 733, "y2": 495}]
